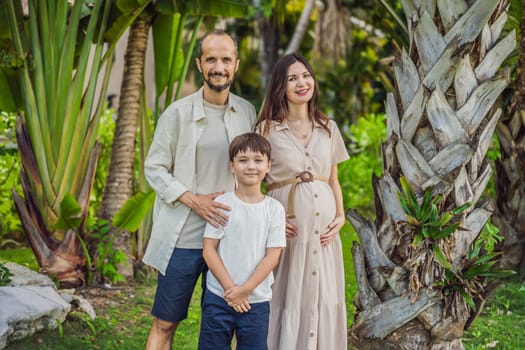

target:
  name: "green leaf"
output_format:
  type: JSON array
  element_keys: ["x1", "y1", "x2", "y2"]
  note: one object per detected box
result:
[
  {"x1": 405, "y1": 214, "x2": 420, "y2": 226},
  {"x1": 113, "y1": 190, "x2": 155, "y2": 231},
  {"x1": 477, "y1": 269, "x2": 516, "y2": 278},
  {"x1": 433, "y1": 244, "x2": 452, "y2": 269},
  {"x1": 0, "y1": 68, "x2": 19, "y2": 112},
  {"x1": 104, "y1": 1, "x2": 151, "y2": 43},
  {"x1": 452, "y1": 202, "x2": 471, "y2": 215},
  {"x1": 52, "y1": 193, "x2": 82, "y2": 230},
  {"x1": 152, "y1": 13, "x2": 184, "y2": 97},
  {"x1": 156, "y1": 0, "x2": 249, "y2": 17},
  {"x1": 432, "y1": 222, "x2": 459, "y2": 240},
  {"x1": 412, "y1": 233, "x2": 422, "y2": 247},
  {"x1": 437, "y1": 211, "x2": 454, "y2": 227},
  {"x1": 399, "y1": 196, "x2": 414, "y2": 217},
  {"x1": 116, "y1": 0, "x2": 151, "y2": 13},
  {"x1": 460, "y1": 289, "x2": 476, "y2": 310},
  {"x1": 472, "y1": 252, "x2": 501, "y2": 266},
  {"x1": 399, "y1": 177, "x2": 419, "y2": 215}
]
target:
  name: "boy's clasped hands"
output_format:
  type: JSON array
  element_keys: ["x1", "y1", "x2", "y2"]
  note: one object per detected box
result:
[{"x1": 224, "y1": 285, "x2": 252, "y2": 313}]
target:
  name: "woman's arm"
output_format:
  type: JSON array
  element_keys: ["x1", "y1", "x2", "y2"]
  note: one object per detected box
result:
[{"x1": 320, "y1": 163, "x2": 345, "y2": 246}]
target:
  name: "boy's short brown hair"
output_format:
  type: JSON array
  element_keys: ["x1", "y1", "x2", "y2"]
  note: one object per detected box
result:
[{"x1": 229, "y1": 132, "x2": 271, "y2": 161}]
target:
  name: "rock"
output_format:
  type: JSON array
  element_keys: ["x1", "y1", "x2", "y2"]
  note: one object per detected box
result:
[
  {"x1": 0, "y1": 263, "x2": 71, "y2": 349},
  {"x1": 59, "y1": 291, "x2": 97, "y2": 320},
  {"x1": 4, "y1": 262, "x2": 55, "y2": 287}
]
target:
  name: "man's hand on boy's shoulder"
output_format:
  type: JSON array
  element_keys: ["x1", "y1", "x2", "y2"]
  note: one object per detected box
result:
[{"x1": 179, "y1": 191, "x2": 231, "y2": 227}]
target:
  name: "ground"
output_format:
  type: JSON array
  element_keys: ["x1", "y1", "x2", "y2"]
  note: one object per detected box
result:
[{"x1": 74, "y1": 283, "x2": 139, "y2": 312}]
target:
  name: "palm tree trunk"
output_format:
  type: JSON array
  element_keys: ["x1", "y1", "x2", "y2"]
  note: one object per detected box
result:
[
  {"x1": 285, "y1": 0, "x2": 315, "y2": 54},
  {"x1": 99, "y1": 16, "x2": 152, "y2": 279},
  {"x1": 258, "y1": 13, "x2": 280, "y2": 89},
  {"x1": 492, "y1": 0, "x2": 525, "y2": 275},
  {"x1": 347, "y1": 1, "x2": 514, "y2": 348}
]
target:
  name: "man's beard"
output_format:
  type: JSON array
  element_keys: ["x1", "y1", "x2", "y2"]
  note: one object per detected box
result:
[{"x1": 204, "y1": 72, "x2": 233, "y2": 92}]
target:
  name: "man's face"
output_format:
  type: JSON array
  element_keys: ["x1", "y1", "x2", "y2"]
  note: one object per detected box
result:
[{"x1": 196, "y1": 34, "x2": 239, "y2": 93}]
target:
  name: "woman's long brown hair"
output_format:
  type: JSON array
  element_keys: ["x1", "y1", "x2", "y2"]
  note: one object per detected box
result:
[{"x1": 256, "y1": 53, "x2": 331, "y2": 136}]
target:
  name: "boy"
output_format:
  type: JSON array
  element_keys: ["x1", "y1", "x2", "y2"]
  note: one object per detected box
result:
[{"x1": 198, "y1": 133, "x2": 286, "y2": 350}]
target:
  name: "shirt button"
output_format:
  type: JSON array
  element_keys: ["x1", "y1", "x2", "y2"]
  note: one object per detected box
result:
[
  {"x1": 315, "y1": 212, "x2": 320, "y2": 216},
  {"x1": 313, "y1": 250, "x2": 317, "y2": 254},
  {"x1": 310, "y1": 332, "x2": 315, "y2": 337},
  {"x1": 312, "y1": 271, "x2": 317, "y2": 276},
  {"x1": 315, "y1": 230, "x2": 319, "y2": 235},
  {"x1": 308, "y1": 166, "x2": 312, "y2": 170},
  {"x1": 314, "y1": 194, "x2": 318, "y2": 198},
  {"x1": 305, "y1": 152, "x2": 310, "y2": 156}
]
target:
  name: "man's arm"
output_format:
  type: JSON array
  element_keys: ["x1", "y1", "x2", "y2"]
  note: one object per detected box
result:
[
  {"x1": 224, "y1": 247, "x2": 282, "y2": 310},
  {"x1": 144, "y1": 108, "x2": 231, "y2": 228}
]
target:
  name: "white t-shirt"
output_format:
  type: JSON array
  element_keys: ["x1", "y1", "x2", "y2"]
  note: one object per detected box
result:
[{"x1": 203, "y1": 192, "x2": 286, "y2": 303}]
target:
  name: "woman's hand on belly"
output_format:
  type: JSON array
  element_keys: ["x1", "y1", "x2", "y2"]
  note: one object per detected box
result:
[{"x1": 320, "y1": 215, "x2": 345, "y2": 246}]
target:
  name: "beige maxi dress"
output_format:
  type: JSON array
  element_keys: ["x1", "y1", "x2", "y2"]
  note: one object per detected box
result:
[{"x1": 262, "y1": 119, "x2": 349, "y2": 350}]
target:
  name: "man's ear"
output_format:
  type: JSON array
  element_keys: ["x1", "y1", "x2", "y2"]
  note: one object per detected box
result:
[
  {"x1": 230, "y1": 161, "x2": 234, "y2": 173},
  {"x1": 234, "y1": 58, "x2": 240, "y2": 73},
  {"x1": 196, "y1": 57, "x2": 202, "y2": 72}
]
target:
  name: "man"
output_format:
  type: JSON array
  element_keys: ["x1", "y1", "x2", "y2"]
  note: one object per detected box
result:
[{"x1": 143, "y1": 29, "x2": 256, "y2": 350}]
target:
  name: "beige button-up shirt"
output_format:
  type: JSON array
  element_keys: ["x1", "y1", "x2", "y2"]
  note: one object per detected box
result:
[{"x1": 143, "y1": 87, "x2": 256, "y2": 274}]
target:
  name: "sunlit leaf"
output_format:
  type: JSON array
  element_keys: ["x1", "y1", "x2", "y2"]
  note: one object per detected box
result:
[
  {"x1": 433, "y1": 244, "x2": 452, "y2": 269},
  {"x1": 452, "y1": 202, "x2": 471, "y2": 215},
  {"x1": 113, "y1": 190, "x2": 155, "y2": 231},
  {"x1": 52, "y1": 193, "x2": 82, "y2": 230},
  {"x1": 152, "y1": 13, "x2": 184, "y2": 96}
]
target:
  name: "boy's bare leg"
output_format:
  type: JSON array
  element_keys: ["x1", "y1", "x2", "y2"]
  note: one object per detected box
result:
[{"x1": 145, "y1": 318, "x2": 179, "y2": 350}]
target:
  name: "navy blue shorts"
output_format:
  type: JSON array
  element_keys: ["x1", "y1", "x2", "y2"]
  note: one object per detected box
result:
[
  {"x1": 151, "y1": 248, "x2": 207, "y2": 323},
  {"x1": 198, "y1": 289, "x2": 270, "y2": 350}
]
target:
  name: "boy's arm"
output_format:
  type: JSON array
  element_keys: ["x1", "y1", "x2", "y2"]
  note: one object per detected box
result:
[
  {"x1": 202, "y1": 238, "x2": 235, "y2": 291},
  {"x1": 202, "y1": 238, "x2": 251, "y2": 313},
  {"x1": 224, "y1": 247, "x2": 282, "y2": 304}
]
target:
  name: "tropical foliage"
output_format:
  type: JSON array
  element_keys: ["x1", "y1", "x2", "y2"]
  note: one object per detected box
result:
[
  {"x1": 0, "y1": 261, "x2": 13, "y2": 286},
  {"x1": 0, "y1": 0, "x2": 144, "y2": 285}
]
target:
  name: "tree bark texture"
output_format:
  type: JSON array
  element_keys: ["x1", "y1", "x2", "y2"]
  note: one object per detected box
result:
[
  {"x1": 98, "y1": 16, "x2": 151, "y2": 278},
  {"x1": 347, "y1": 1, "x2": 514, "y2": 349},
  {"x1": 492, "y1": 0, "x2": 525, "y2": 275},
  {"x1": 258, "y1": 13, "x2": 280, "y2": 89}
]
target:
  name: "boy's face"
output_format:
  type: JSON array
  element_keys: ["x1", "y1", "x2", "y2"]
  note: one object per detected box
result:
[{"x1": 230, "y1": 149, "x2": 271, "y2": 187}]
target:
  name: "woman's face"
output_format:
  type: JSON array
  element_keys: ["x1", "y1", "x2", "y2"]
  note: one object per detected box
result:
[{"x1": 285, "y1": 61, "x2": 315, "y2": 106}]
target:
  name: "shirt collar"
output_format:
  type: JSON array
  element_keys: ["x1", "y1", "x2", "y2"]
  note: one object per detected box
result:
[
  {"x1": 274, "y1": 118, "x2": 324, "y2": 131},
  {"x1": 192, "y1": 86, "x2": 237, "y2": 121}
]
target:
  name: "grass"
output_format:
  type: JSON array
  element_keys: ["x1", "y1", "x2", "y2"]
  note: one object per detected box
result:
[
  {"x1": 463, "y1": 280, "x2": 525, "y2": 349},
  {"x1": 1, "y1": 232, "x2": 524, "y2": 349}
]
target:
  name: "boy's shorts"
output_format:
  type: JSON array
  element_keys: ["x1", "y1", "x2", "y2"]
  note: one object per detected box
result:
[
  {"x1": 151, "y1": 248, "x2": 207, "y2": 323},
  {"x1": 198, "y1": 289, "x2": 270, "y2": 350}
]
